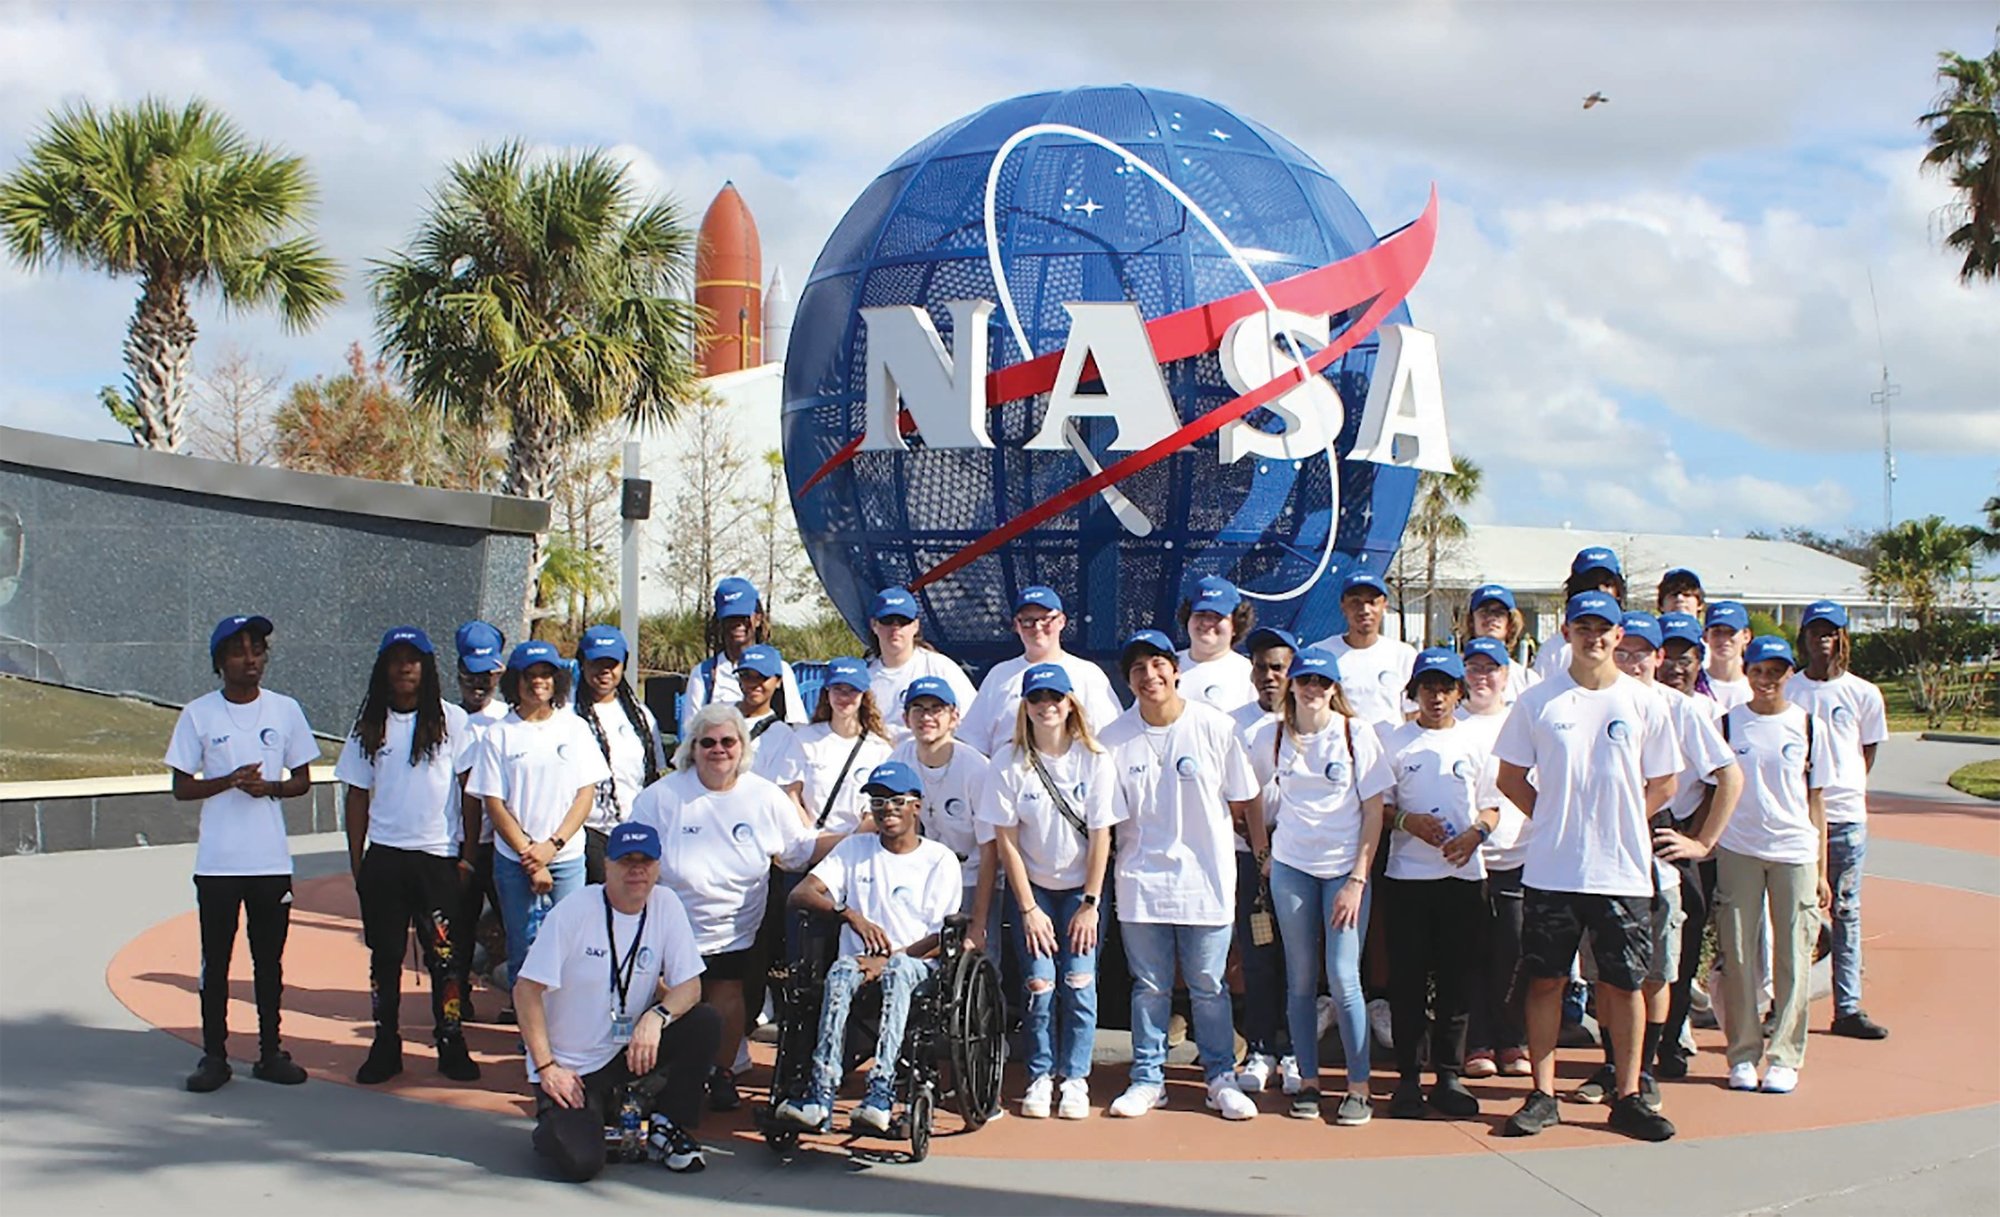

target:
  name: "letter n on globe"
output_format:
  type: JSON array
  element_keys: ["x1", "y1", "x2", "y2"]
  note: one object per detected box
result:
[{"x1": 859, "y1": 301, "x2": 996, "y2": 451}]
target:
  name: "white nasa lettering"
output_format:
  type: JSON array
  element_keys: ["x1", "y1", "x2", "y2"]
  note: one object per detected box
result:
[
  {"x1": 1026, "y1": 303, "x2": 1181, "y2": 452},
  {"x1": 1216, "y1": 308, "x2": 1336, "y2": 463},
  {"x1": 859, "y1": 300, "x2": 996, "y2": 451},
  {"x1": 1347, "y1": 325, "x2": 1452, "y2": 474}
]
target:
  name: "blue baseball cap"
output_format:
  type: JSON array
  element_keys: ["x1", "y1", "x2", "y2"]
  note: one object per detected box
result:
[
  {"x1": 1744, "y1": 635, "x2": 1797, "y2": 669},
  {"x1": 209, "y1": 614, "x2": 273, "y2": 657},
  {"x1": 1021, "y1": 663, "x2": 1073, "y2": 698},
  {"x1": 454, "y1": 621, "x2": 505, "y2": 672},
  {"x1": 870, "y1": 586, "x2": 919, "y2": 621},
  {"x1": 1801, "y1": 600, "x2": 1850, "y2": 631},
  {"x1": 1288, "y1": 646, "x2": 1341, "y2": 680},
  {"x1": 1014, "y1": 585, "x2": 1063, "y2": 615},
  {"x1": 1705, "y1": 601, "x2": 1750, "y2": 632},
  {"x1": 713, "y1": 576, "x2": 760, "y2": 619},
  {"x1": 1120, "y1": 628, "x2": 1178, "y2": 672},
  {"x1": 1340, "y1": 571, "x2": 1389, "y2": 599},
  {"x1": 1468, "y1": 583, "x2": 1516, "y2": 613},
  {"x1": 507, "y1": 640, "x2": 563, "y2": 671},
  {"x1": 577, "y1": 624, "x2": 629, "y2": 664},
  {"x1": 1566, "y1": 591, "x2": 1622, "y2": 625},
  {"x1": 903, "y1": 675, "x2": 957, "y2": 708},
  {"x1": 1661, "y1": 566, "x2": 1703, "y2": 587},
  {"x1": 1659, "y1": 612, "x2": 1705, "y2": 650},
  {"x1": 1462, "y1": 636, "x2": 1512, "y2": 667},
  {"x1": 823, "y1": 656, "x2": 868, "y2": 691},
  {"x1": 605, "y1": 821, "x2": 660, "y2": 861},
  {"x1": 1188, "y1": 576, "x2": 1242, "y2": 616},
  {"x1": 378, "y1": 625, "x2": 434, "y2": 656},
  {"x1": 737, "y1": 644, "x2": 782, "y2": 679},
  {"x1": 1409, "y1": 647, "x2": 1466, "y2": 684},
  {"x1": 1571, "y1": 546, "x2": 1623, "y2": 579},
  {"x1": 1619, "y1": 612, "x2": 1663, "y2": 650},
  {"x1": 861, "y1": 760, "x2": 923, "y2": 797},
  {"x1": 1244, "y1": 625, "x2": 1298, "y2": 654}
]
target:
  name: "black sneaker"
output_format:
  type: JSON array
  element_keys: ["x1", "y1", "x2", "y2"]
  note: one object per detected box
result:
[
  {"x1": 707, "y1": 1066, "x2": 741, "y2": 1112},
  {"x1": 649, "y1": 1118, "x2": 706, "y2": 1173},
  {"x1": 1608, "y1": 1092, "x2": 1676, "y2": 1141},
  {"x1": 495, "y1": 1005, "x2": 518, "y2": 1026},
  {"x1": 252, "y1": 1049, "x2": 308, "y2": 1085},
  {"x1": 185, "y1": 1055, "x2": 232, "y2": 1093},
  {"x1": 1288, "y1": 1087, "x2": 1321, "y2": 1120},
  {"x1": 1654, "y1": 1050, "x2": 1690, "y2": 1080},
  {"x1": 1638, "y1": 1072, "x2": 1663, "y2": 1114},
  {"x1": 436, "y1": 1033, "x2": 481, "y2": 1082},
  {"x1": 1831, "y1": 1011, "x2": 1889, "y2": 1040},
  {"x1": 1570, "y1": 1063, "x2": 1615, "y2": 1105},
  {"x1": 356, "y1": 1035, "x2": 404, "y2": 1085},
  {"x1": 1388, "y1": 1078, "x2": 1426, "y2": 1119},
  {"x1": 1428, "y1": 1074, "x2": 1480, "y2": 1119},
  {"x1": 458, "y1": 992, "x2": 477, "y2": 1024},
  {"x1": 1504, "y1": 1090, "x2": 1562, "y2": 1136}
]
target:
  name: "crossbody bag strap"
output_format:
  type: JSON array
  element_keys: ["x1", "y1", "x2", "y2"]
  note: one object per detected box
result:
[
  {"x1": 1027, "y1": 746, "x2": 1089, "y2": 837},
  {"x1": 815, "y1": 733, "x2": 870, "y2": 830}
]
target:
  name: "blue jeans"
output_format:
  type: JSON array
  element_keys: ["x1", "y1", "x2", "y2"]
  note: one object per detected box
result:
[
  {"x1": 810, "y1": 953, "x2": 935, "y2": 1108},
  {"x1": 1012, "y1": 884, "x2": 1099, "y2": 1081},
  {"x1": 1827, "y1": 821, "x2": 1867, "y2": 1016},
  {"x1": 1233, "y1": 850, "x2": 1287, "y2": 1056},
  {"x1": 494, "y1": 853, "x2": 584, "y2": 992},
  {"x1": 1121, "y1": 919, "x2": 1234, "y2": 1085},
  {"x1": 1269, "y1": 860, "x2": 1371, "y2": 1088}
]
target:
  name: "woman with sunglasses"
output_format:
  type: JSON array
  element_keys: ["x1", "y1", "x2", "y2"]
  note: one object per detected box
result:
[
  {"x1": 981, "y1": 664, "x2": 1115, "y2": 1120},
  {"x1": 632, "y1": 703, "x2": 841, "y2": 1113},
  {"x1": 958, "y1": 586, "x2": 1123, "y2": 756},
  {"x1": 864, "y1": 587, "x2": 978, "y2": 745},
  {"x1": 766, "y1": 657, "x2": 893, "y2": 835}
]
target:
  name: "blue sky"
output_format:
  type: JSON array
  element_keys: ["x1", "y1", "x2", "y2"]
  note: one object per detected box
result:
[{"x1": 2, "y1": 1, "x2": 1994, "y2": 540}]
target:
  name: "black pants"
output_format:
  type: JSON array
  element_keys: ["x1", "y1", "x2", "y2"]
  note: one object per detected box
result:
[
  {"x1": 1660, "y1": 843, "x2": 1715, "y2": 1061},
  {"x1": 584, "y1": 827, "x2": 612, "y2": 886},
  {"x1": 195, "y1": 873, "x2": 292, "y2": 1058},
  {"x1": 451, "y1": 842, "x2": 500, "y2": 994},
  {"x1": 1232, "y1": 849, "x2": 1287, "y2": 1055},
  {"x1": 1385, "y1": 875, "x2": 1483, "y2": 1079},
  {"x1": 1467, "y1": 866, "x2": 1526, "y2": 1054},
  {"x1": 357, "y1": 845, "x2": 465, "y2": 1041},
  {"x1": 533, "y1": 1004, "x2": 722, "y2": 1182}
]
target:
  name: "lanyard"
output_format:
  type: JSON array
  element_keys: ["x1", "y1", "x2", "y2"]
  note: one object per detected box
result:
[{"x1": 603, "y1": 891, "x2": 649, "y2": 1017}]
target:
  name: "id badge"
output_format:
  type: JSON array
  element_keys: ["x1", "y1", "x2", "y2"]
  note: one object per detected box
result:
[{"x1": 610, "y1": 1014, "x2": 634, "y2": 1042}]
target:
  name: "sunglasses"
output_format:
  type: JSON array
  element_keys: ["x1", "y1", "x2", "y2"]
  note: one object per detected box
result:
[
  {"x1": 868, "y1": 795, "x2": 921, "y2": 810},
  {"x1": 1024, "y1": 689, "x2": 1067, "y2": 705},
  {"x1": 696, "y1": 736, "x2": 741, "y2": 751}
]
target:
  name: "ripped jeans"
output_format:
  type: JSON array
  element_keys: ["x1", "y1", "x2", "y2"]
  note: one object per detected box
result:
[
  {"x1": 1012, "y1": 883, "x2": 1100, "y2": 1081},
  {"x1": 810, "y1": 953, "x2": 935, "y2": 1109}
]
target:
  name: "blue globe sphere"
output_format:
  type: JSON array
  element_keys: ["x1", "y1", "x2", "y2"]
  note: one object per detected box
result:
[{"x1": 782, "y1": 85, "x2": 1420, "y2": 675}]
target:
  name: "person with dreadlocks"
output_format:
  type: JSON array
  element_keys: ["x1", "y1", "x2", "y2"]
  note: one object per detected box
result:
[
  {"x1": 337, "y1": 626, "x2": 483, "y2": 1085},
  {"x1": 574, "y1": 626, "x2": 667, "y2": 884},
  {"x1": 678, "y1": 578, "x2": 806, "y2": 740}
]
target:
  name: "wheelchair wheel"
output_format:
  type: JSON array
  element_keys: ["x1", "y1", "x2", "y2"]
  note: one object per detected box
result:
[
  {"x1": 908, "y1": 1082, "x2": 933, "y2": 1163},
  {"x1": 946, "y1": 950, "x2": 1006, "y2": 1129},
  {"x1": 765, "y1": 1126, "x2": 799, "y2": 1156}
]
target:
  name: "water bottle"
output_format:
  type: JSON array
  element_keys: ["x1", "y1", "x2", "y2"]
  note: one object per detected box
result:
[
  {"x1": 617, "y1": 1086, "x2": 644, "y2": 1162},
  {"x1": 524, "y1": 892, "x2": 552, "y2": 949}
]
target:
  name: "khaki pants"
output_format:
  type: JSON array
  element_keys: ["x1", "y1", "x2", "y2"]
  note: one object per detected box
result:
[{"x1": 1715, "y1": 848, "x2": 1818, "y2": 1070}]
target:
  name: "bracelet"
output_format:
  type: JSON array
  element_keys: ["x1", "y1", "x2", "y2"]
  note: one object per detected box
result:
[
  {"x1": 1347, "y1": 874, "x2": 1368, "y2": 887},
  {"x1": 1393, "y1": 810, "x2": 1408, "y2": 833},
  {"x1": 1473, "y1": 820, "x2": 1493, "y2": 840},
  {"x1": 534, "y1": 1059, "x2": 558, "y2": 1073}
]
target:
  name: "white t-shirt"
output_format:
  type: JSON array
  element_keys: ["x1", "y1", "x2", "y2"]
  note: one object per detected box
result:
[
  {"x1": 1230, "y1": 702, "x2": 1281, "y2": 851},
  {"x1": 1707, "y1": 674, "x2": 1753, "y2": 712},
  {"x1": 631, "y1": 768, "x2": 819, "y2": 955},
  {"x1": 579, "y1": 699, "x2": 665, "y2": 833},
  {"x1": 465, "y1": 711, "x2": 611, "y2": 865},
  {"x1": 1533, "y1": 639, "x2": 1571, "y2": 681},
  {"x1": 680, "y1": 653, "x2": 807, "y2": 737},
  {"x1": 1454, "y1": 707, "x2": 1531, "y2": 871},
  {"x1": 1311, "y1": 634, "x2": 1416, "y2": 737},
  {"x1": 809, "y1": 833, "x2": 963, "y2": 957},
  {"x1": 1248, "y1": 713, "x2": 1395, "y2": 880},
  {"x1": 1716, "y1": 703, "x2": 1829, "y2": 865},
  {"x1": 1656, "y1": 684, "x2": 1735, "y2": 823},
  {"x1": 464, "y1": 700, "x2": 510, "y2": 843},
  {"x1": 889, "y1": 738, "x2": 994, "y2": 889},
  {"x1": 1505, "y1": 661, "x2": 1539, "y2": 704},
  {"x1": 165, "y1": 689, "x2": 320, "y2": 877},
  {"x1": 767, "y1": 724, "x2": 893, "y2": 834},
  {"x1": 1177, "y1": 649, "x2": 1255, "y2": 715},
  {"x1": 1100, "y1": 701, "x2": 1258, "y2": 926},
  {"x1": 1492, "y1": 671, "x2": 1681, "y2": 898},
  {"x1": 335, "y1": 703, "x2": 474, "y2": 857},
  {"x1": 980, "y1": 740, "x2": 1118, "y2": 891},
  {"x1": 958, "y1": 653, "x2": 1124, "y2": 757},
  {"x1": 744, "y1": 714, "x2": 798, "y2": 781},
  {"x1": 518, "y1": 884, "x2": 705, "y2": 1080},
  {"x1": 868, "y1": 650, "x2": 979, "y2": 744},
  {"x1": 1381, "y1": 720, "x2": 1496, "y2": 882},
  {"x1": 1785, "y1": 671, "x2": 1888, "y2": 824}
]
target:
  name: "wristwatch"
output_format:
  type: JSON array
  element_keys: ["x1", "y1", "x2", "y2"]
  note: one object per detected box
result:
[
  {"x1": 550, "y1": 835, "x2": 567, "y2": 851},
  {"x1": 1080, "y1": 894, "x2": 1099, "y2": 908}
]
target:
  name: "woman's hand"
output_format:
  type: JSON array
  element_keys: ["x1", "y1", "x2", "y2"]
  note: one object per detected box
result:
[
  {"x1": 524, "y1": 838, "x2": 557, "y2": 868},
  {"x1": 1440, "y1": 828, "x2": 1482, "y2": 868},
  {"x1": 530, "y1": 864, "x2": 554, "y2": 896},
  {"x1": 1330, "y1": 880, "x2": 1366, "y2": 930},
  {"x1": 1067, "y1": 901, "x2": 1100, "y2": 955},
  {"x1": 1021, "y1": 903, "x2": 1058, "y2": 959},
  {"x1": 1399, "y1": 812, "x2": 1449, "y2": 847}
]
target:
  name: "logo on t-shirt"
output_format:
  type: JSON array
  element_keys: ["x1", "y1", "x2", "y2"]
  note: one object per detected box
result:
[
  {"x1": 1605, "y1": 719, "x2": 1631, "y2": 743},
  {"x1": 1450, "y1": 758, "x2": 1475, "y2": 781},
  {"x1": 1071, "y1": 782, "x2": 1087, "y2": 801},
  {"x1": 556, "y1": 742, "x2": 572, "y2": 759},
  {"x1": 1831, "y1": 705, "x2": 1854, "y2": 728},
  {"x1": 636, "y1": 946, "x2": 654, "y2": 970},
  {"x1": 1204, "y1": 683, "x2": 1223, "y2": 701},
  {"x1": 892, "y1": 884, "x2": 920, "y2": 911},
  {"x1": 258, "y1": 727, "x2": 280, "y2": 748},
  {"x1": 1175, "y1": 755, "x2": 1200, "y2": 778},
  {"x1": 943, "y1": 797, "x2": 966, "y2": 818},
  {"x1": 1782, "y1": 742, "x2": 1805, "y2": 763},
  {"x1": 730, "y1": 822, "x2": 753, "y2": 843},
  {"x1": 681, "y1": 825, "x2": 701, "y2": 834},
  {"x1": 1323, "y1": 761, "x2": 1347, "y2": 783}
]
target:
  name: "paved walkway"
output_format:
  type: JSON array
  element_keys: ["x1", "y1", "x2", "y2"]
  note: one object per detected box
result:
[{"x1": 4, "y1": 735, "x2": 1996, "y2": 1215}]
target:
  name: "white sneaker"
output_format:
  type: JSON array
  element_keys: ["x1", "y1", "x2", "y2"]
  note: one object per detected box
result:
[
  {"x1": 774, "y1": 1098, "x2": 828, "y2": 1130},
  {"x1": 1728, "y1": 1061, "x2": 1761, "y2": 1091},
  {"x1": 1279, "y1": 1055, "x2": 1304, "y2": 1096},
  {"x1": 1316, "y1": 994, "x2": 1338, "y2": 1041},
  {"x1": 1760, "y1": 1064, "x2": 1799, "y2": 1094},
  {"x1": 1021, "y1": 1075, "x2": 1053, "y2": 1118},
  {"x1": 1057, "y1": 1077, "x2": 1091, "y2": 1119},
  {"x1": 1679, "y1": 1021, "x2": 1699, "y2": 1056},
  {"x1": 1235, "y1": 1052, "x2": 1275, "y2": 1093},
  {"x1": 850, "y1": 1100, "x2": 894, "y2": 1133},
  {"x1": 1368, "y1": 997, "x2": 1395, "y2": 1050},
  {"x1": 1206, "y1": 1075, "x2": 1257, "y2": 1120},
  {"x1": 733, "y1": 1038, "x2": 753, "y2": 1075},
  {"x1": 1108, "y1": 1081, "x2": 1168, "y2": 1117}
]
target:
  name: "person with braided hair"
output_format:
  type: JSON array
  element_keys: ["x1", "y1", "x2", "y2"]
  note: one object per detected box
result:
[
  {"x1": 678, "y1": 578, "x2": 807, "y2": 740},
  {"x1": 575, "y1": 626, "x2": 668, "y2": 884}
]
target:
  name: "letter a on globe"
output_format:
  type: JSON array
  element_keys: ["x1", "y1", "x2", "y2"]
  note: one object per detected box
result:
[{"x1": 1026, "y1": 303, "x2": 1181, "y2": 451}]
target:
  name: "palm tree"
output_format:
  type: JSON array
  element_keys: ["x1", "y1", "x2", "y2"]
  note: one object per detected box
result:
[
  {"x1": 1868, "y1": 515, "x2": 1982, "y2": 723},
  {"x1": 1920, "y1": 26, "x2": 2000, "y2": 284},
  {"x1": 0, "y1": 98, "x2": 341, "y2": 450},
  {"x1": 372, "y1": 143, "x2": 703, "y2": 611},
  {"x1": 1406, "y1": 454, "x2": 1484, "y2": 645}
]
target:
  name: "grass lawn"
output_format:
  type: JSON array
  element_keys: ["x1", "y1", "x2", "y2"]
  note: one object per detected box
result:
[
  {"x1": 1948, "y1": 759, "x2": 2000, "y2": 802},
  {"x1": 1879, "y1": 671, "x2": 1995, "y2": 735},
  {"x1": 0, "y1": 675, "x2": 339, "y2": 783}
]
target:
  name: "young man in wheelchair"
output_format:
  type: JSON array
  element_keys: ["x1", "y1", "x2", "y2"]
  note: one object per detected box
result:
[{"x1": 774, "y1": 760, "x2": 963, "y2": 1133}]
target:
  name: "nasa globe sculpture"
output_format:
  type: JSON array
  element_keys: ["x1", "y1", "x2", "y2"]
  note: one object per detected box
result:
[{"x1": 782, "y1": 85, "x2": 1450, "y2": 674}]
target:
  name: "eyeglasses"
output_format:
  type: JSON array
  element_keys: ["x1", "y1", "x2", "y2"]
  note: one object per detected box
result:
[
  {"x1": 1014, "y1": 614, "x2": 1061, "y2": 631},
  {"x1": 905, "y1": 701, "x2": 952, "y2": 718},
  {"x1": 869, "y1": 795, "x2": 921, "y2": 811},
  {"x1": 696, "y1": 736, "x2": 741, "y2": 751},
  {"x1": 1613, "y1": 649, "x2": 1654, "y2": 664},
  {"x1": 1024, "y1": 690, "x2": 1067, "y2": 705},
  {"x1": 1659, "y1": 653, "x2": 1701, "y2": 669}
]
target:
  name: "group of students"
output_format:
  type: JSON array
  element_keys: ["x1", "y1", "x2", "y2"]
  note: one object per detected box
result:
[{"x1": 165, "y1": 546, "x2": 1891, "y2": 1178}]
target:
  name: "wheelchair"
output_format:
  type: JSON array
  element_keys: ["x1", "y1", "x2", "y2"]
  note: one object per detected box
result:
[{"x1": 756, "y1": 911, "x2": 1006, "y2": 1162}]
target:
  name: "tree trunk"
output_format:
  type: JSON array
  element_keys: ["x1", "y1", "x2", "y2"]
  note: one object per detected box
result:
[
  {"x1": 506, "y1": 411, "x2": 562, "y2": 627},
  {"x1": 1423, "y1": 532, "x2": 1439, "y2": 647},
  {"x1": 124, "y1": 272, "x2": 198, "y2": 452}
]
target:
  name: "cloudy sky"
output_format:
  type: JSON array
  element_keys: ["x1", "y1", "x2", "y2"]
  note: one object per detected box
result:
[{"x1": 3, "y1": 0, "x2": 1996, "y2": 539}]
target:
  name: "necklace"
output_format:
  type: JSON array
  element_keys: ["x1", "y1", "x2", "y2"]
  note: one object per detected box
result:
[{"x1": 222, "y1": 694, "x2": 264, "y2": 733}]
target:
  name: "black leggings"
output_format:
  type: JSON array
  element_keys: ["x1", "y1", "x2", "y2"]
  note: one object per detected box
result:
[
  {"x1": 533, "y1": 1004, "x2": 723, "y2": 1182},
  {"x1": 451, "y1": 842, "x2": 500, "y2": 992},
  {"x1": 357, "y1": 845, "x2": 465, "y2": 1040},
  {"x1": 1467, "y1": 866, "x2": 1525, "y2": 1054},
  {"x1": 1385, "y1": 875, "x2": 1484, "y2": 1079},
  {"x1": 1660, "y1": 847, "x2": 1715, "y2": 1059},
  {"x1": 195, "y1": 873, "x2": 293, "y2": 1058}
]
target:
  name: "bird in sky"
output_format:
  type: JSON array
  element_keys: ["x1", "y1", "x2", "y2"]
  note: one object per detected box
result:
[{"x1": 1583, "y1": 91, "x2": 1609, "y2": 109}]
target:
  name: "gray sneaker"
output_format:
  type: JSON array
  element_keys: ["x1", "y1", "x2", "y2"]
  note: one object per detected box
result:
[{"x1": 1334, "y1": 1091, "x2": 1373, "y2": 1126}]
